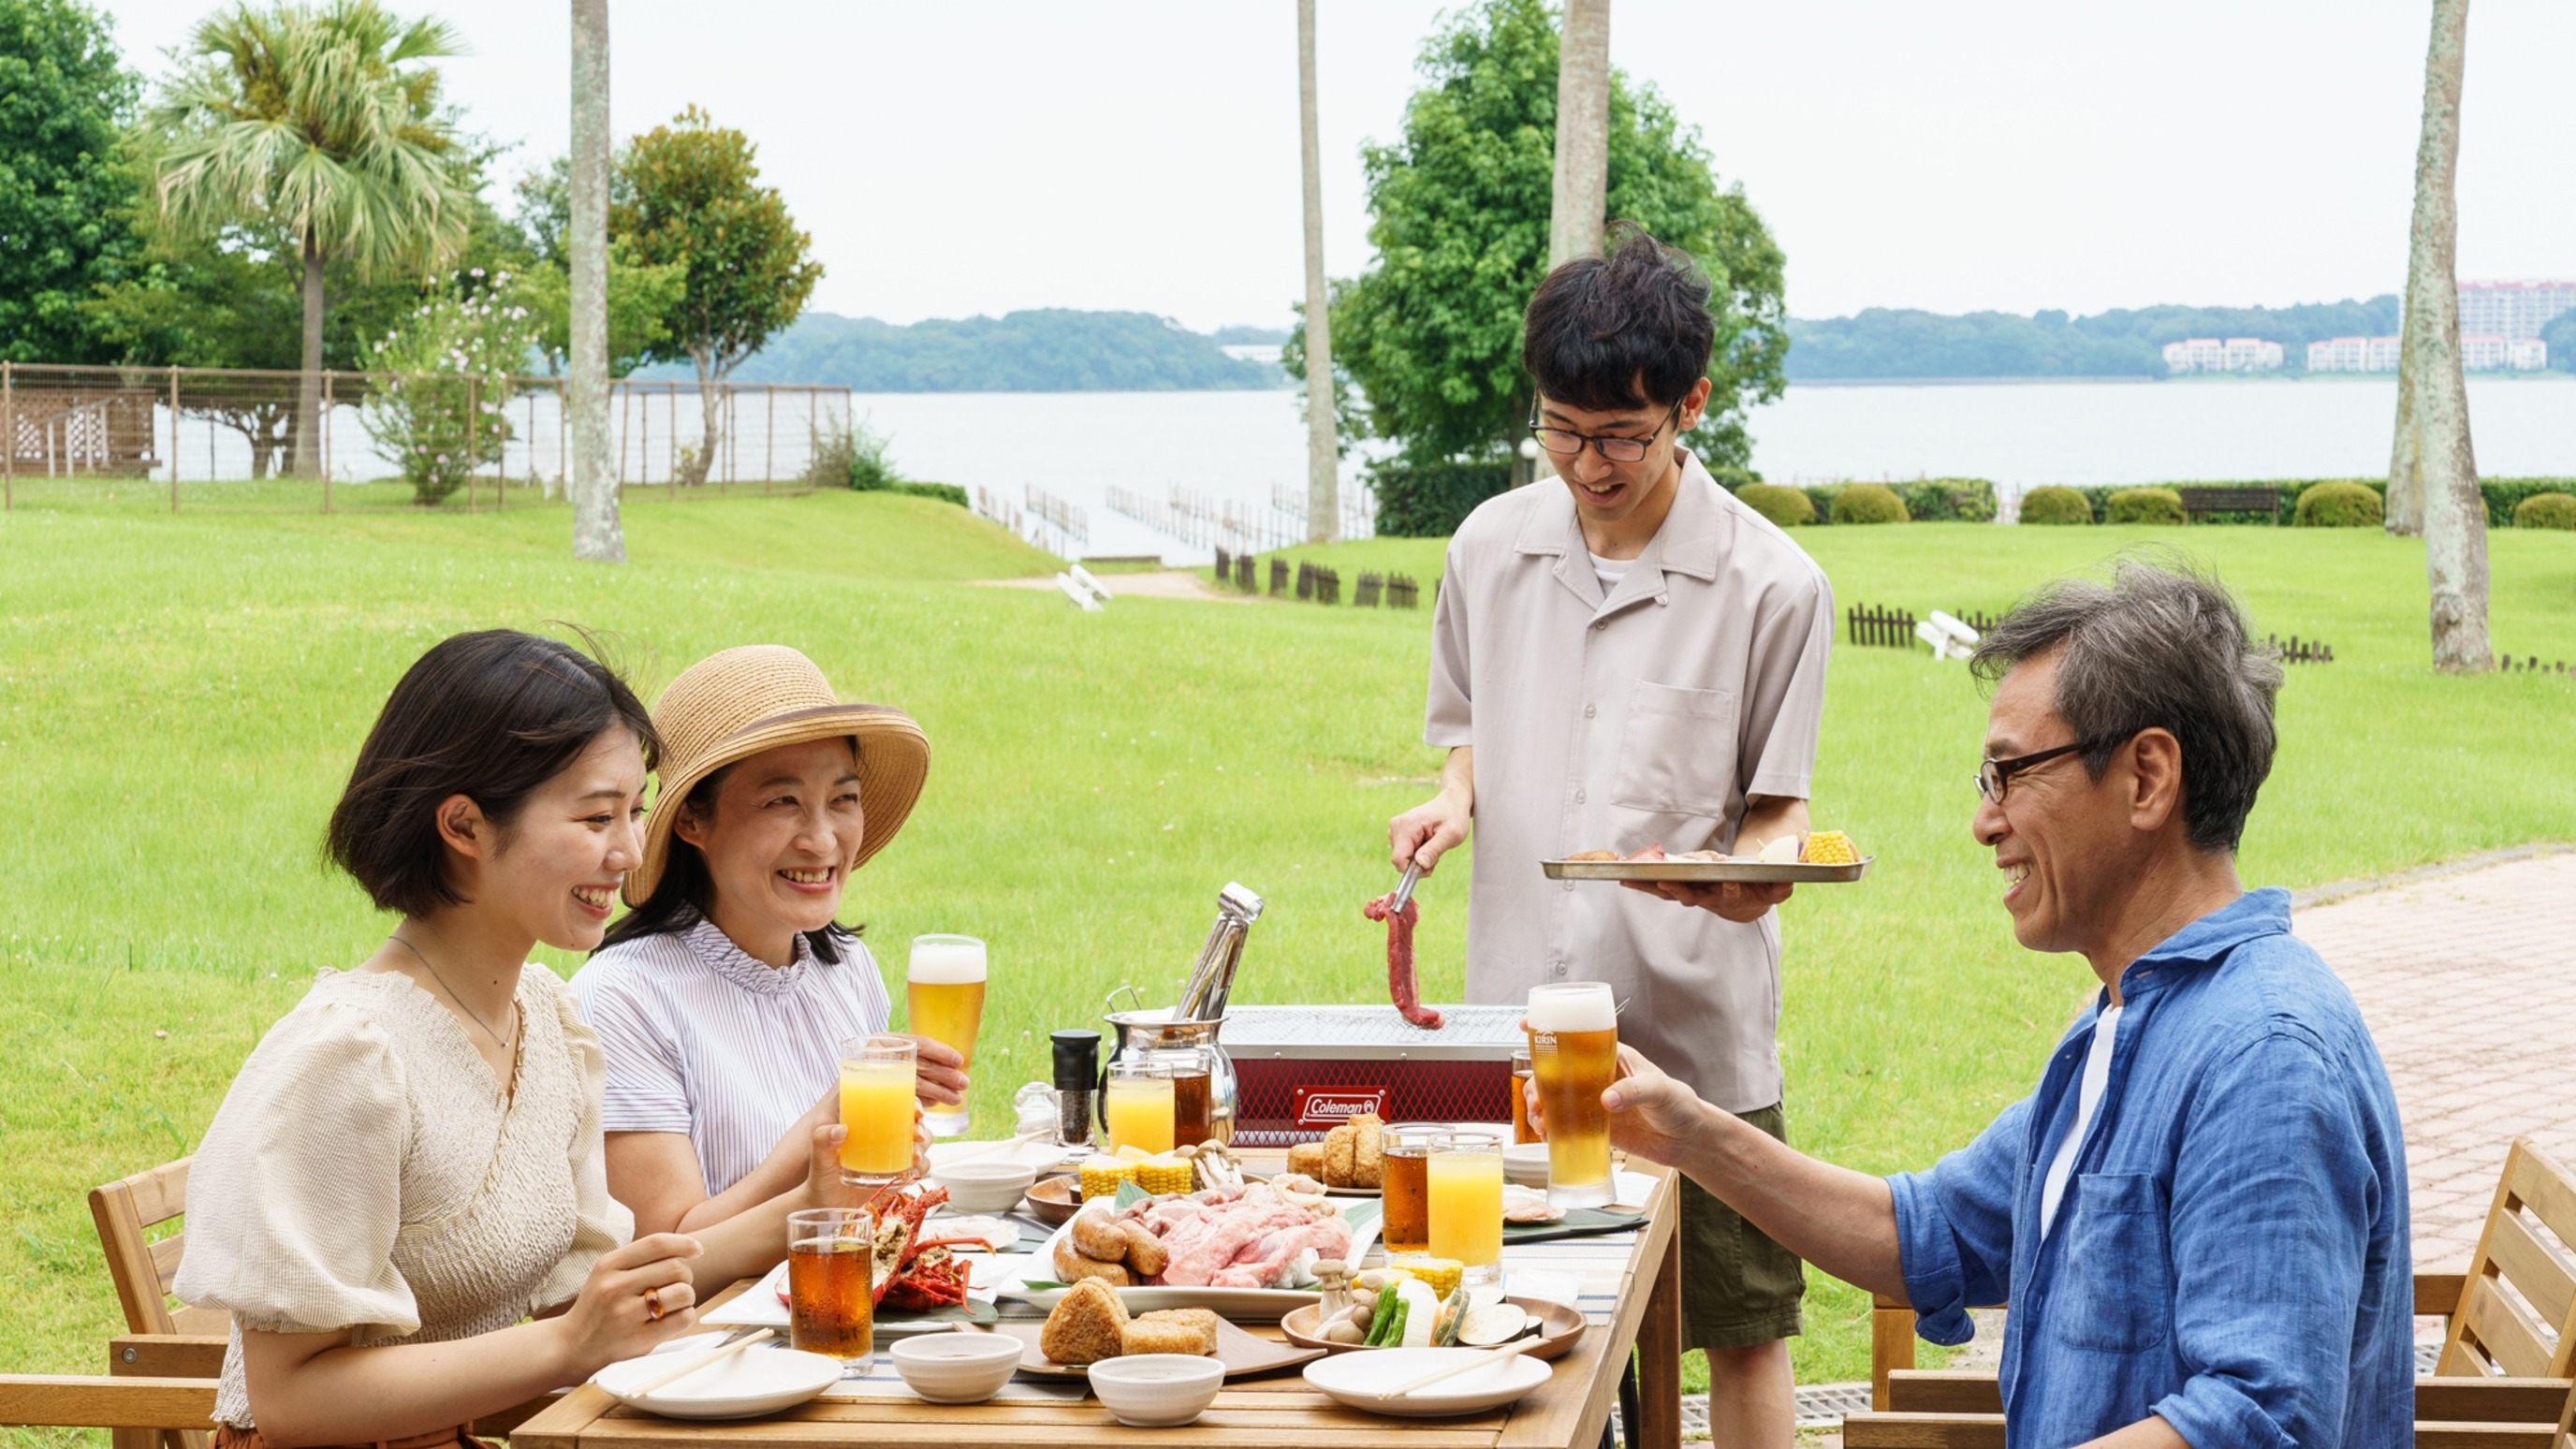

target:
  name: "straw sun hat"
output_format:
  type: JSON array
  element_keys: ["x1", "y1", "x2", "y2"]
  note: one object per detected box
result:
[{"x1": 623, "y1": 645, "x2": 929, "y2": 906}]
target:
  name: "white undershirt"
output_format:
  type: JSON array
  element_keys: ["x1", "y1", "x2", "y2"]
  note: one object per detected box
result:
[
  {"x1": 2038, "y1": 1003, "x2": 2123, "y2": 1240},
  {"x1": 1588, "y1": 551, "x2": 1629, "y2": 595}
]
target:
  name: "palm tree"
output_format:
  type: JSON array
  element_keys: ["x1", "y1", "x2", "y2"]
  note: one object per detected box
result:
[
  {"x1": 1547, "y1": 0, "x2": 1612, "y2": 266},
  {"x1": 144, "y1": 0, "x2": 474, "y2": 476},
  {"x1": 567, "y1": 0, "x2": 622, "y2": 563},
  {"x1": 2391, "y1": 0, "x2": 2490, "y2": 671},
  {"x1": 1296, "y1": 0, "x2": 1337, "y2": 542}
]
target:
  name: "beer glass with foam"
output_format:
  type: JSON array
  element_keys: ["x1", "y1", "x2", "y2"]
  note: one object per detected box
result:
[
  {"x1": 906, "y1": 934, "x2": 986, "y2": 1138},
  {"x1": 1527, "y1": 981, "x2": 1618, "y2": 1208}
]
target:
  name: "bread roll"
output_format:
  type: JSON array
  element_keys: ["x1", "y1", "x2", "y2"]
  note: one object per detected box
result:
[{"x1": 1120, "y1": 1319, "x2": 1209, "y2": 1356}]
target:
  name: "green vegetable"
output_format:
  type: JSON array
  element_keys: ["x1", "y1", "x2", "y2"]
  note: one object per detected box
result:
[
  {"x1": 1437, "y1": 1286, "x2": 1466, "y2": 1347},
  {"x1": 1364, "y1": 1283, "x2": 1402, "y2": 1346},
  {"x1": 1382, "y1": 1300, "x2": 1411, "y2": 1349}
]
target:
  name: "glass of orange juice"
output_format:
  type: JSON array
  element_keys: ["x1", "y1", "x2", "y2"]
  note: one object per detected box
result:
[
  {"x1": 1101, "y1": 1059, "x2": 1175, "y2": 1157},
  {"x1": 839, "y1": 1033, "x2": 918, "y2": 1188},
  {"x1": 1427, "y1": 1129, "x2": 1504, "y2": 1292}
]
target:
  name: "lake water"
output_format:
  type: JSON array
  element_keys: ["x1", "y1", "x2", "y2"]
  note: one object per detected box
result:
[{"x1": 850, "y1": 378, "x2": 2575, "y2": 561}]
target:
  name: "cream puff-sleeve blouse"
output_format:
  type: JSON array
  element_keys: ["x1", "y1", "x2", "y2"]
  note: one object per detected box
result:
[{"x1": 173, "y1": 964, "x2": 634, "y2": 1429}]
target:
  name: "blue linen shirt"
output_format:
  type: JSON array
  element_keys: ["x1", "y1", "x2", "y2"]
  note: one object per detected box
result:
[{"x1": 1886, "y1": 888, "x2": 2410, "y2": 1449}]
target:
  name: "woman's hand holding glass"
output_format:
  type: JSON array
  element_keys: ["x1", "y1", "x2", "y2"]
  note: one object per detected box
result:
[{"x1": 556, "y1": 1232, "x2": 704, "y2": 1374}]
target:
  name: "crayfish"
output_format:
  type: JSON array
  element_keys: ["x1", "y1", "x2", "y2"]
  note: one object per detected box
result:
[{"x1": 864, "y1": 1179, "x2": 990, "y2": 1312}]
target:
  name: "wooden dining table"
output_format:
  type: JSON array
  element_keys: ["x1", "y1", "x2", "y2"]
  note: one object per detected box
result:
[{"x1": 512, "y1": 1149, "x2": 1684, "y2": 1449}]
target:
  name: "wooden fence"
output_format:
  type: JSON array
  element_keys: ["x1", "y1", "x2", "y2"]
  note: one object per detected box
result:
[
  {"x1": 2260, "y1": 633, "x2": 2335, "y2": 665},
  {"x1": 2496, "y1": 653, "x2": 2570, "y2": 676},
  {"x1": 1847, "y1": 605, "x2": 1917, "y2": 649}
]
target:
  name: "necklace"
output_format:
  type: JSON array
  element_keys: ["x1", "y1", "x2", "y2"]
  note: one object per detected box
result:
[{"x1": 388, "y1": 933, "x2": 518, "y2": 1052}]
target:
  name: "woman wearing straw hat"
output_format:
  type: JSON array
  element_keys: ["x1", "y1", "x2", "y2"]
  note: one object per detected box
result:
[{"x1": 573, "y1": 645, "x2": 969, "y2": 1237}]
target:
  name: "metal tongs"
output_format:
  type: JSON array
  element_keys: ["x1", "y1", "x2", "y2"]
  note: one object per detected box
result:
[{"x1": 1390, "y1": 858, "x2": 1424, "y2": 915}]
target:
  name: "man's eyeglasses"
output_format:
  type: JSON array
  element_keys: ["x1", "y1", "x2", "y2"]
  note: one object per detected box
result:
[
  {"x1": 1528, "y1": 399, "x2": 1682, "y2": 463},
  {"x1": 1975, "y1": 738, "x2": 2102, "y2": 805}
]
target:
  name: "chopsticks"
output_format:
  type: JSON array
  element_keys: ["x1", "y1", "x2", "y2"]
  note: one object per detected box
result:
[
  {"x1": 1374, "y1": 1335, "x2": 1544, "y2": 1399},
  {"x1": 623, "y1": 1327, "x2": 773, "y2": 1398},
  {"x1": 930, "y1": 1127, "x2": 1050, "y2": 1168},
  {"x1": 1389, "y1": 859, "x2": 1424, "y2": 915}
]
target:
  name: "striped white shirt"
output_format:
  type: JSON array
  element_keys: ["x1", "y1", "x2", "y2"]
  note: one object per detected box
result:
[{"x1": 571, "y1": 917, "x2": 892, "y2": 1196}]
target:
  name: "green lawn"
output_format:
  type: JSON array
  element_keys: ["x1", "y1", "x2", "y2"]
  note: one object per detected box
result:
[{"x1": 1, "y1": 492, "x2": 2569, "y2": 1435}]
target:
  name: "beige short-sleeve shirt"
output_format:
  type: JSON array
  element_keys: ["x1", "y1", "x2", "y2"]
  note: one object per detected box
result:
[{"x1": 1426, "y1": 451, "x2": 1834, "y2": 1112}]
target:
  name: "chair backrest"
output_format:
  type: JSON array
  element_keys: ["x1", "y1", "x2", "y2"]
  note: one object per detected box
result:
[
  {"x1": 2438, "y1": 1136, "x2": 2576, "y2": 1380},
  {"x1": 87, "y1": 1157, "x2": 225, "y2": 1338}
]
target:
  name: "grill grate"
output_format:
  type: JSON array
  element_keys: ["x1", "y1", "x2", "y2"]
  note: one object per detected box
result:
[{"x1": 1222, "y1": 1003, "x2": 1527, "y2": 1050}]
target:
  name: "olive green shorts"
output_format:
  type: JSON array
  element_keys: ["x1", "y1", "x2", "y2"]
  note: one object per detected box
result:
[{"x1": 1676, "y1": 1101, "x2": 1806, "y2": 1353}]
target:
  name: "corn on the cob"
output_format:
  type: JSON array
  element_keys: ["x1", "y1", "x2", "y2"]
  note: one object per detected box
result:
[
  {"x1": 1800, "y1": 830, "x2": 1859, "y2": 865},
  {"x1": 1386, "y1": 1255, "x2": 1464, "y2": 1300},
  {"x1": 1133, "y1": 1156, "x2": 1194, "y2": 1195},
  {"x1": 1078, "y1": 1155, "x2": 1137, "y2": 1199}
]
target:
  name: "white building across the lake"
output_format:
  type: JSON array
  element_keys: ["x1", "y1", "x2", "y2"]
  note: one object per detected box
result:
[
  {"x1": 2163, "y1": 337, "x2": 2283, "y2": 373},
  {"x1": 2456, "y1": 281, "x2": 2576, "y2": 341},
  {"x1": 2306, "y1": 334, "x2": 2546, "y2": 373}
]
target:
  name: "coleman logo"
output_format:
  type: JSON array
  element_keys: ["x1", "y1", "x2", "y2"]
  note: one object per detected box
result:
[{"x1": 1295, "y1": 1087, "x2": 1388, "y2": 1127}]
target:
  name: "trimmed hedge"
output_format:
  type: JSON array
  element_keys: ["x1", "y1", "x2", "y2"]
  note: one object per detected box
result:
[
  {"x1": 1374, "y1": 460, "x2": 1514, "y2": 536},
  {"x1": 2516, "y1": 492, "x2": 2576, "y2": 531},
  {"x1": 2025, "y1": 477, "x2": 2576, "y2": 526},
  {"x1": 2106, "y1": 487, "x2": 2188, "y2": 526},
  {"x1": 1736, "y1": 483, "x2": 1815, "y2": 528},
  {"x1": 2295, "y1": 481, "x2": 2382, "y2": 528},
  {"x1": 2018, "y1": 485, "x2": 2092, "y2": 525},
  {"x1": 1831, "y1": 483, "x2": 1910, "y2": 524},
  {"x1": 895, "y1": 481, "x2": 970, "y2": 507}
]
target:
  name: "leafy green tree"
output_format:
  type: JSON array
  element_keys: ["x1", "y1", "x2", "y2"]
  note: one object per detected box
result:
[
  {"x1": 0, "y1": 0, "x2": 140, "y2": 362},
  {"x1": 511, "y1": 158, "x2": 684, "y2": 376},
  {"x1": 139, "y1": 0, "x2": 476, "y2": 473},
  {"x1": 1294, "y1": 0, "x2": 1785, "y2": 467},
  {"x1": 614, "y1": 106, "x2": 822, "y2": 485}
]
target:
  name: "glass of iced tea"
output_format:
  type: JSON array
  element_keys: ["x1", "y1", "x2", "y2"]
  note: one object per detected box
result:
[
  {"x1": 1510, "y1": 1048, "x2": 1538, "y2": 1144},
  {"x1": 1380, "y1": 1122, "x2": 1441, "y2": 1255},
  {"x1": 1427, "y1": 1129, "x2": 1504, "y2": 1291},
  {"x1": 787, "y1": 1207, "x2": 875, "y2": 1362},
  {"x1": 1163, "y1": 1046, "x2": 1215, "y2": 1149},
  {"x1": 839, "y1": 1034, "x2": 918, "y2": 1189}
]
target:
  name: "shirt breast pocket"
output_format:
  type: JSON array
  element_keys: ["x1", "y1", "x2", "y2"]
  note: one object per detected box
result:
[
  {"x1": 1608, "y1": 681, "x2": 1738, "y2": 818},
  {"x1": 2054, "y1": 1172, "x2": 2173, "y2": 1354}
]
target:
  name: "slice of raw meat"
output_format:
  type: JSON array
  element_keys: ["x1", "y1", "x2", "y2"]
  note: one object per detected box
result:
[{"x1": 1363, "y1": 892, "x2": 1442, "y2": 1030}]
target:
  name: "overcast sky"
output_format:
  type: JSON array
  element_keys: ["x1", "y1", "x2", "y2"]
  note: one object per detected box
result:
[{"x1": 99, "y1": 0, "x2": 2576, "y2": 329}]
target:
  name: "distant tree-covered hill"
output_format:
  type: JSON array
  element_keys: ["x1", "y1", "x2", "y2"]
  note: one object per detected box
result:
[
  {"x1": 1783, "y1": 296, "x2": 2405, "y2": 380},
  {"x1": 637, "y1": 309, "x2": 1282, "y2": 391}
]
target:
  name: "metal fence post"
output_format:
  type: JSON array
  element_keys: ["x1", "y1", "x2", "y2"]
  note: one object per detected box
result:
[
  {"x1": 321, "y1": 371, "x2": 335, "y2": 512},
  {"x1": 465, "y1": 373, "x2": 478, "y2": 513},
  {"x1": 765, "y1": 386, "x2": 775, "y2": 493},
  {"x1": 168, "y1": 365, "x2": 181, "y2": 512}
]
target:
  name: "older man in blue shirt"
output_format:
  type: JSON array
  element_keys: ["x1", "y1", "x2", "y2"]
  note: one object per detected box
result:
[{"x1": 1580, "y1": 562, "x2": 2409, "y2": 1448}]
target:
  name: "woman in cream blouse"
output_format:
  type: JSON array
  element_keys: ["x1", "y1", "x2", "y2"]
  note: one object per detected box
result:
[{"x1": 175, "y1": 631, "x2": 851, "y2": 1449}]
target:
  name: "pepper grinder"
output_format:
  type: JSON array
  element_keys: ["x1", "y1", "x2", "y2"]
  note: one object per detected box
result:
[{"x1": 1050, "y1": 1029, "x2": 1101, "y2": 1150}]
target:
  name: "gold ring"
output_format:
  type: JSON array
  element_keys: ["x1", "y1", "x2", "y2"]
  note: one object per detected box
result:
[{"x1": 644, "y1": 1287, "x2": 664, "y2": 1322}]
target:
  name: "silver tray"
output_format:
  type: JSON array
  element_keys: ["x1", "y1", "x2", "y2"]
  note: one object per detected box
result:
[{"x1": 1541, "y1": 856, "x2": 1873, "y2": 884}]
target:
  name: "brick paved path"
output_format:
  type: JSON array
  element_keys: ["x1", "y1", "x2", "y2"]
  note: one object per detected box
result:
[{"x1": 2293, "y1": 847, "x2": 2576, "y2": 1269}]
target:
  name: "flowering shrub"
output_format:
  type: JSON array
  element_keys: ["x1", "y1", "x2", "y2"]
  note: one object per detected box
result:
[{"x1": 359, "y1": 270, "x2": 540, "y2": 505}]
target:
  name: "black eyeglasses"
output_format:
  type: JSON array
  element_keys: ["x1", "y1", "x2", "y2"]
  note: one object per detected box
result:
[
  {"x1": 1528, "y1": 399, "x2": 1682, "y2": 463},
  {"x1": 1975, "y1": 739, "x2": 2100, "y2": 805}
]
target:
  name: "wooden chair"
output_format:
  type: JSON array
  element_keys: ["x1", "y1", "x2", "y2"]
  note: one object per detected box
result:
[
  {"x1": 0, "y1": 1376, "x2": 216, "y2": 1436},
  {"x1": 1852, "y1": 1136, "x2": 2576, "y2": 1447},
  {"x1": 87, "y1": 1155, "x2": 558, "y2": 1445},
  {"x1": 90, "y1": 1157, "x2": 224, "y2": 1449}
]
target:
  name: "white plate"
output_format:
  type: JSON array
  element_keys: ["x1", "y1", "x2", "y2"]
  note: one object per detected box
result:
[
  {"x1": 928, "y1": 1213, "x2": 1021, "y2": 1251},
  {"x1": 593, "y1": 1342, "x2": 844, "y2": 1420},
  {"x1": 1003, "y1": 1201, "x2": 1381, "y2": 1322},
  {"x1": 1300, "y1": 1347, "x2": 1552, "y2": 1417}
]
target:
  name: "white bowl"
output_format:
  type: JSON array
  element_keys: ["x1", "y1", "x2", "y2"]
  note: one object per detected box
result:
[
  {"x1": 929, "y1": 1159, "x2": 1041, "y2": 1214},
  {"x1": 1085, "y1": 1353, "x2": 1225, "y2": 1427},
  {"x1": 1502, "y1": 1143, "x2": 1551, "y2": 1188},
  {"x1": 889, "y1": 1330, "x2": 1023, "y2": 1404}
]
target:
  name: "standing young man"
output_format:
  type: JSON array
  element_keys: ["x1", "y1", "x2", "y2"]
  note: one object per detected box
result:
[{"x1": 1389, "y1": 230, "x2": 1832, "y2": 1445}]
